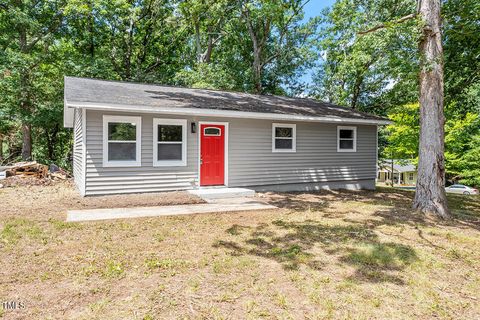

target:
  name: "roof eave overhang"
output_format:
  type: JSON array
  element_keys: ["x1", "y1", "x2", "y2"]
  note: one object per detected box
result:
[
  {"x1": 64, "y1": 96, "x2": 75, "y2": 128},
  {"x1": 65, "y1": 101, "x2": 392, "y2": 125}
]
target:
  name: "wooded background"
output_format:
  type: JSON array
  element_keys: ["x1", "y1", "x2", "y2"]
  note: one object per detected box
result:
[{"x1": 0, "y1": 0, "x2": 479, "y2": 186}]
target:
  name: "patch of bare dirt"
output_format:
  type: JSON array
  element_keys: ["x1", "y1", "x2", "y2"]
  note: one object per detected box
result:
[
  {"x1": 0, "y1": 180, "x2": 204, "y2": 220},
  {"x1": 1, "y1": 175, "x2": 54, "y2": 187}
]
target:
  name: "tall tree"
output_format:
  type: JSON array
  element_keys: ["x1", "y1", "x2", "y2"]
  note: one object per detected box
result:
[
  {"x1": 313, "y1": 0, "x2": 418, "y2": 113},
  {"x1": 413, "y1": 0, "x2": 449, "y2": 218},
  {"x1": 0, "y1": 0, "x2": 67, "y2": 160},
  {"x1": 178, "y1": 0, "x2": 234, "y2": 65},
  {"x1": 357, "y1": 0, "x2": 450, "y2": 218},
  {"x1": 240, "y1": 0, "x2": 314, "y2": 94}
]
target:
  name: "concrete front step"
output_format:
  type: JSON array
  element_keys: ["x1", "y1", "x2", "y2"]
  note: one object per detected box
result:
[{"x1": 188, "y1": 187, "x2": 255, "y2": 201}]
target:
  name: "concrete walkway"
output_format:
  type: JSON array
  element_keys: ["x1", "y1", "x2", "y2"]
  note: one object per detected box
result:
[{"x1": 67, "y1": 197, "x2": 276, "y2": 222}]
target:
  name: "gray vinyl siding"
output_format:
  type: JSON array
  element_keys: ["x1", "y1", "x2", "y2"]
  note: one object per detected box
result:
[
  {"x1": 73, "y1": 108, "x2": 84, "y2": 194},
  {"x1": 84, "y1": 110, "x2": 377, "y2": 195},
  {"x1": 85, "y1": 111, "x2": 197, "y2": 195},
  {"x1": 228, "y1": 119, "x2": 376, "y2": 187}
]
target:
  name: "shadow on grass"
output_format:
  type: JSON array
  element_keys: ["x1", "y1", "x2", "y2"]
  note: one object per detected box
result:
[
  {"x1": 341, "y1": 242, "x2": 417, "y2": 284},
  {"x1": 214, "y1": 189, "x2": 479, "y2": 283},
  {"x1": 265, "y1": 188, "x2": 480, "y2": 230},
  {"x1": 214, "y1": 219, "x2": 418, "y2": 283}
]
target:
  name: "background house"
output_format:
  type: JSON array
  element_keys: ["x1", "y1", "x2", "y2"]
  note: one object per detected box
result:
[{"x1": 377, "y1": 160, "x2": 417, "y2": 186}]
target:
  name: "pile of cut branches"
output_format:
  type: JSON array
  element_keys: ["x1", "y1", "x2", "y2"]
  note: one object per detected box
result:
[{"x1": 0, "y1": 162, "x2": 70, "y2": 187}]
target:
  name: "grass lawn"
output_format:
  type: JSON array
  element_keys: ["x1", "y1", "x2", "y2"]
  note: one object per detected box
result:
[{"x1": 1, "y1": 182, "x2": 479, "y2": 319}]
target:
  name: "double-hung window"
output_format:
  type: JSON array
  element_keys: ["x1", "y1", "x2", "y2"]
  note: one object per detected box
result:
[
  {"x1": 272, "y1": 123, "x2": 296, "y2": 152},
  {"x1": 103, "y1": 115, "x2": 141, "y2": 167},
  {"x1": 153, "y1": 118, "x2": 187, "y2": 166},
  {"x1": 337, "y1": 126, "x2": 357, "y2": 152}
]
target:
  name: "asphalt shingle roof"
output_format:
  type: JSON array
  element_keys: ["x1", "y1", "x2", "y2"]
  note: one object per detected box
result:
[{"x1": 64, "y1": 77, "x2": 388, "y2": 122}]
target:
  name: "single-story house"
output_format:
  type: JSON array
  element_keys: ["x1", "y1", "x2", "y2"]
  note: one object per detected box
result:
[
  {"x1": 377, "y1": 160, "x2": 417, "y2": 186},
  {"x1": 63, "y1": 77, "x2": 390, "y2": 196}
]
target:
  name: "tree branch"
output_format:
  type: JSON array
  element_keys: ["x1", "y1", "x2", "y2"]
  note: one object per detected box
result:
[
  {"x1": 27, "y1": 11, "x2": 64, "y2": 51},
  {"x1": 358, "y1": 13, "x2": 416, "y2": 35},
  {"x1": 261, "y1": 0, "x2": 309, "y2": 68}
]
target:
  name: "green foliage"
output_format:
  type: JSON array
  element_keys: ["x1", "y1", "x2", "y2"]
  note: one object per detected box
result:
[
  {"x1": 313, "y1": 0, "x2": 419, "y2": 112},
  {"x1": 457, "y1": 134, "x2": 480, "y2": 187},
  {"x1": 383, "y1": 104, "x2": 480, "y2": 186},
  {"x1": 443, "y1": 0, "x2": 480, "y2": 117},
  {"x1": 0, "y1": 0, "x2": 315, "y2": 167},
  {"x1": 174, "y1": 63, "x2": 239, "y2": 91},
  {"x1": 444, "y1": 113, "x2": 480, "y2": 186},
  {"x1": 382, "y1": 103, "x2": 419, "y2": 161}
]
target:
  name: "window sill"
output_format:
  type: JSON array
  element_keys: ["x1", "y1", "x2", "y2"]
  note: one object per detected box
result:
[
  {"x1": 337, "y1": 149, "x2": 357, "y2": 153},
  {"x1": 103, "y1": 161, "x2": 141, "y2": 167},
  {"x1": 272, "y1": 149, "x2": 296, "y2": 153},
  {"x1": 153, "y1": 161, "x2": 187, "y2": 167}
]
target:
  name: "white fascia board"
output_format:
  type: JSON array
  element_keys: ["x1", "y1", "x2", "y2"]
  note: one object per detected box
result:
[
  {"x1": 65, "y1": 101, "x2": 392, "y2": 125},
  {"x1": 64, "y1": 99, "x2": 75, "y2": 128}
]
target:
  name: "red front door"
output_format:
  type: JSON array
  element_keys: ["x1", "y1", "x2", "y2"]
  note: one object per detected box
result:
[{"x1": 200, "y1": 124, "x2": 225, "y2": 186}]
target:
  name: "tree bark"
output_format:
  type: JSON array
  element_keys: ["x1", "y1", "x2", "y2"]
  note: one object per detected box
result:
[
  {"x1": 18, "y1": 7, "x2": 33, "y2": 161},
  {"x1": 21, "y1": 122, "x2": 32, "y2": 161},
  {"x1": 413, "y1": 0, "x2": 450, "y2": 219},
  {"x1": 203, "y1": 27, "x2": 215, "y2": 64},
  {"x1": 351, "y1": 75, "x2": 364, "y2": 109},
  {"x1": 88, "y1": 0, "x2": 95, "y2": 58},
  {"x1": 46, "y1": 124, "x2": 59, "y2": 161},
  {"x1": 252, "y1": 49, "x2": 262, "y2": 94},
  {"x1": 242, "y1": 7, "x2": 263, "y2": 94},
  {"x1": 0, "y1": 135, "x2": 3, "y2": 163},
  {"x1": 195, "y1": 21, "x2": 202, "y2": 64}
]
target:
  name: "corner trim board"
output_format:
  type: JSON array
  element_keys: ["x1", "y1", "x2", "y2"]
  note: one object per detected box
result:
[{"x1": 81, "y1": 108, "x2": 87, "y2": 196}]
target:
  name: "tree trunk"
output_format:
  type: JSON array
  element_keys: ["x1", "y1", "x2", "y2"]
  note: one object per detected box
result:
[
  {"x1": 89, "y1": 0, "x2": 95, "y2": 58},
  {"x1": 413, "y1": 0, "x2": 450, "y2": 219},
  {"x1": 123, "y1": 17, "x2": 135, "y2": 80},
  {"x1": 203, "y1": 31, "x2": 214, "y2": 64},
  {"x1": 18, "y1": 12, "x2": 33, "y2": 161},
  {"x1": 0, "y1": 135, "x2": 3, "y2": 163},
  {"x1": 252, "y1": 51, "x2": 262, "y2": 94},
  {"x1": 243, "y1": 8, "x2": 263, "y2": 94},
  {"x1": 351, "y1": 75, "x2": 363, "y2": 109},
  {"x1": 46, "y1": 124, "x2": 59, "y2": 161},
  {"x1": 21, "y1": 122, "x2": 32, "y2": 161},
  {"x1": 194, "y1": 21, "x2": 202, "y2": 64}
]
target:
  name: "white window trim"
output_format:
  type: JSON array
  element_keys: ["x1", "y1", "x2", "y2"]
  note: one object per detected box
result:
[
  {"x1": 337, "y1": 126, "x2": 357, "y2": 152},
  {"x1": 272, "y1": 123, "x2": 296, "y2": 153},
  {"x1": 153, "y1": 118, "x2": 187, "y2": 167},
  {"x1": 103, "y1": 115, "x2": 142, "y2": 167}
]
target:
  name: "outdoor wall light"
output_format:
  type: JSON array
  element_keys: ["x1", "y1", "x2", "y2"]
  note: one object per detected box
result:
[{"x1": 191, "y1": 122, "x2": 196, "y2": 133}]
